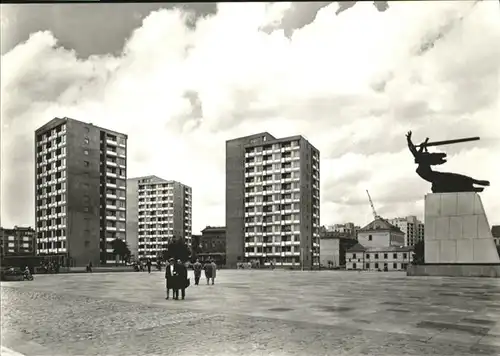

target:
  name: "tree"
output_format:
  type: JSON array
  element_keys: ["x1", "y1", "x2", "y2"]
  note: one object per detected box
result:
[
  {"x1": 412, "y1": 240, "x2": 424, "y2": 265},
  {"x1": 164, "y1": 238, "x2": 191, "y2": 262},
  {"x1": 111, "y1": 238, "x2": 131, "y2": 265}
]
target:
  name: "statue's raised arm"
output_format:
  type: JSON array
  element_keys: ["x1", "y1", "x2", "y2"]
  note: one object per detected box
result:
[{"x1": 406, "y1": 131, "x2": 418, "y2": 157}]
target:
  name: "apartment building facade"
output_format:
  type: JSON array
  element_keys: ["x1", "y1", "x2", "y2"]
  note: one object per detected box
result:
[
  {"x1": 0, "y1": 226, "x2": 36, "y2": 257},
  {"x1": 388, "y1": 216, "x2": 424, "y2": 246},
  {"x1": 225, "y1": 133, "x2": 320, "y2": 269},
  {"x1": 35, "y1": 117, "x2": 127, "y2": 267},
  {"x1": 127, "y1": 176, "x2": 192, "y2": 262}
]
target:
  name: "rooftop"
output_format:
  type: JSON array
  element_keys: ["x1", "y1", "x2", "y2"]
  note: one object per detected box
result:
[
  {"x1": 347, "y1": 243, "x2": 413, "y2": 253},
  {"x1": 360, "y1": 217, "x2": 404, "y2": 234}
]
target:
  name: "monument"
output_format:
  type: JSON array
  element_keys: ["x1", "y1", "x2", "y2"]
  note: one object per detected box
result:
[{"x1": 405, "y1": 131, "x2": 500, "y2": 277}]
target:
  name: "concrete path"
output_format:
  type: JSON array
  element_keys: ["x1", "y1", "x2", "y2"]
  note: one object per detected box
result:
[{"x1": 2, "y1": 270, "x2": 500, "y2": 355}]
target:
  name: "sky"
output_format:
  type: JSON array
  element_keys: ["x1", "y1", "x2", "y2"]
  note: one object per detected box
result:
[{"x1": 1, "y1": 1, "x2": 499, "y2": 235}]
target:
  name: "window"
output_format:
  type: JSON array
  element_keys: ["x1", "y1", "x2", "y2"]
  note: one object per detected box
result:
[
  {"x1": 84, "y1": 127, "x2": 90, "y2": 133},
  {"x1": 393, "y1": 263, "x2": 397, "y2": 269},
  {"x1": 84, "y1": 137, "x2": 89, "y2": 144},
  {"x1": 403, "y1": 253, "x2": 407, "y2": 259},
  {"x1": 84, "y1": 161, "x2": 89, "y2": 167},
  {"x1": 353, "y1": 263, "x2": 357, "y2": 269},
  {"x1": 352, "y1": 253, "x2": 356, "y2": 259},
  {"x1": 374, "y1": 263, "x2": 379, "y2": 269},
  {"x1": 83, "y1": 207, "x2": 89, "y2": 212},
  {"x1": 383, "y1": 253, "x2": 388, "y2": 259},
  {"x1": 368, "y1": 235, "x2": 372, "y2": 241},
  {"x1": 374, "y1": 254, "x2": 379, "y2": 259},
  {"x1": 84, "y1": 150, "x2": 89, "y2": 155},
  {"x1": 366, "y1": 254, "x2": 370, "y2": 259},
  {"x1": 393, "y1": 253, "x2": 397, "y2": 259},
  {"x1": 365, "y1": 263, "x2": 369, "y2": 269}
]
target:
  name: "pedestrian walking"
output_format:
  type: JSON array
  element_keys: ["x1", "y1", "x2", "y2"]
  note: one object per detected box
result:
[
  {"x1": 193, "y1": 259, "x2": 202, "y2": 285},
  {"x1": 210, "y1": 260, "x2": 217, "y2": 285},
  {"x1": 165, "y1": 258, "x2": 175, "y2": 300},
  {"x1": 147, "y1": 258, "x2": 152, "y2": 274},
  {"x1": 173, "y1": 259, "x2": 189, "y2": 300}
]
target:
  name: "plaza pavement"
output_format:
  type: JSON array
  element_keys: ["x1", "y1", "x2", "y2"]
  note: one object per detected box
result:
[{"x1": 1, "y1": 270, "x2": 500, "y2": 356}]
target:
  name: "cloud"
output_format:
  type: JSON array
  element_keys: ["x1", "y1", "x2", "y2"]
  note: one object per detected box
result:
[{"x1": 1, "y1": 1, "x2": 500, "y2": 233}]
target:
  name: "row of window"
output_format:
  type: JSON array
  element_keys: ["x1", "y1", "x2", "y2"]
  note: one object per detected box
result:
[
  {"x1": 246, "y1": 161, "x2": 301, "y2": 173},
  {"x1": 351, "y1": 252, "x2": 409, "y2": 259},
  {"x1": 246, "y1": 171, "x2": 301, "y2": 183},
  {"x1": 37, "y1": 217, "x2": 67, "y2": 227},
  {"x1": 38, "y1": 241, "x2": 66, "y2": 250},
  {"x1": 246, "y1": 182, "x2": 300, "y2": 193},
  {"x1": 37, "y1": 195, "x2": 66, "y2": 206},
  {"x1": 37, "y1": 124, "x2": 66, "y2": 142},
  {"x1": 37, "y1": 228, "x2": 66, "y2": 238},
  {"x1": 351, "y1": 263, "x2": 409, "y2": 270},
  {"x1": 105, "y1": 199, "x2": 126, "y2": 208},
  {"x1": 36, "y1": 170, "x2": 66, "y2": 184},
  {"x1": 245, "y1": 214, "x2": 301, "y2": 223}
]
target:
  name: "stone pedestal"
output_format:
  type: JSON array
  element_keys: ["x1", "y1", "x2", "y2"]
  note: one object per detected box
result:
[{"x1": 409, "y1": 192, "x2": 499, "y2": 278}]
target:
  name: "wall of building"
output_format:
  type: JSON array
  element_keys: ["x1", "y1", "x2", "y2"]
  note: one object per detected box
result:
[
  {"x1": 126, "y1": 178, "x2": 139, "y2": 259},
  {"x1": 172, "y1": 182, "x2": 185, "y2": 240},
  {"x1": 358, "y1": 231, "x2": 391, "y2": 248},
  {"x1": 66, "y1": 119, "x2": 102, "y2": 267},
  {"x1": 0, "y1": 227, "x2": 36, "y2": 256},
  {"x1": 346, "y1": 251, "x2": 412, "y2": 271}
]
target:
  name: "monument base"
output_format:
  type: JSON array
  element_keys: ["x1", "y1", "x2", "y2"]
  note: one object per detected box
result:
[{"x1": 407, "y1": 264, "x2": 500, "y2": 278}]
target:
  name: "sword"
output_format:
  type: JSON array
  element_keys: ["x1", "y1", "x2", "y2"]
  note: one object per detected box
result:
[{"x1": 415, "y1": 137, "x2": 480, "y2": 148}]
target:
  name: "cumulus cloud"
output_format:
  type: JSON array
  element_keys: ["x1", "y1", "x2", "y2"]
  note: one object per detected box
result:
[{"x1": 1, "y1": 1, "x2": 499, "y2": 233}]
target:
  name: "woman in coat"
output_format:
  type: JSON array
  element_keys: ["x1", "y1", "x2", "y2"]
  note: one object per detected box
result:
[{"x1": 165, "y1": 258, "x2": 175, "y2": 300}]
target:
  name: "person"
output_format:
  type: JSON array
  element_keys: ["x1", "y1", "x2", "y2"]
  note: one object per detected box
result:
[
  {"x1": 147, "y1": 258, "x2": 152, "y2": 274},
  {"x1": 204, "y1": 260, "x2": 213, "y2": 285},
  {"x1": 210, "y1": 260, "x2": 217, "y2": 285},
  {"x1": 173, "y1": 259, "x2": 188, "y2": 300},
  {"x1": 88, "y1": 261, "x2": 93, "y2": 273},
  {"x1": 24, "y1": 266, "x2": 31, "y2": 278},
  {"x1": 193, "y1": 259, "x2": 202, "y2": 285},
  {"x1": 165, "y1": 258, "x2": 175, "y2": 300}
]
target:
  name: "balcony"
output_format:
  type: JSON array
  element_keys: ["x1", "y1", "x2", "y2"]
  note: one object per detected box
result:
[
  {"x1": 106, "y1": 193, "x2": 117, "y2": 199},
  {"x1": 106, "y1": 138, "x2": 117, "y2": 146},
  {"x1": 106, "y1": 171, "x2": 117, "y2": 178},
  {"x1": 106, "y1": 215, "x2": 117, "y2": 220},
  {"x1": 106, "y1": 226, "x2": 117, "y2": 231},
  {"x1": 107, "y1": 182, "x2": 117, "y2": 188},
  {"x1": 106, "y1": 149, "x2": 117, "y2": 157}
]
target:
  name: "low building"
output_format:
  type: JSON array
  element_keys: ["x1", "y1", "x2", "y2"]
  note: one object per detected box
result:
[
  {"x1": 357, "y1": 217, "x2": 405, "y2": 248},
  {"x1": 492, "y1": 225, "x2": 500, "y2": 246},
  {"x1": 198, "y1": 226, "x2": 226, "y2": 265},
  {"x1": 319, "y1": 230, "x2": 358, "y2": 268},
  {"x1": 0, "y1": 226, "x2": 36, "y2": 257},
  {"x1": 346, "y1": 243, "x2": 413, "y2": 271}
]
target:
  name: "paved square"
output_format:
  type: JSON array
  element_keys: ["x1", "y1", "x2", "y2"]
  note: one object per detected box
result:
[{"x1": 2, "y1": 270, "x2": 500, "y2": 355}]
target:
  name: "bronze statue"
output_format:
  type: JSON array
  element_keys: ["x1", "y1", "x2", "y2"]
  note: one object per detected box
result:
[{"x1": 406, "y1": 131, "x2": 490, "y2": 193}]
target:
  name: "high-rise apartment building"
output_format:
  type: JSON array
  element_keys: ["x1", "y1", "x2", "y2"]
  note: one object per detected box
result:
[
  {"x1": 388, "y1": 216, "x2": 424, "y2": 247},
  {"x1": 127, "y1": 176, "x2": 192, "y2": 262},
  {"x1": 35, "y1": 117, "x2": 127, "y2": 267},
  {"x1": 226, "y1": 133, "x2": 320, "y2": 269}
]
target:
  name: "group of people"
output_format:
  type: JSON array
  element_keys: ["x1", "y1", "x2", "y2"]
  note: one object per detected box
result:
[{"x1": 164, "y1": 258, "x2": 217, "y2": 300}]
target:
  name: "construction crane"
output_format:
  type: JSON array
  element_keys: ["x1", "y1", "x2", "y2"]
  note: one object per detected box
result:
[{"x1": 366, "y1": 190, "x2": 380, "y2": 220}]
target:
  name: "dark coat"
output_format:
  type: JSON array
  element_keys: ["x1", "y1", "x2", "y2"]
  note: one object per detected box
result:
[
  {"x1": 165, "y1": 263, "x2": 175, "y2": 289},
  {"x1": 204, "y1": 263, "x2": 214, "y2": 278},
  {"x1": 174, "y1": 263, "x2": 189, "y2": 289}
]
